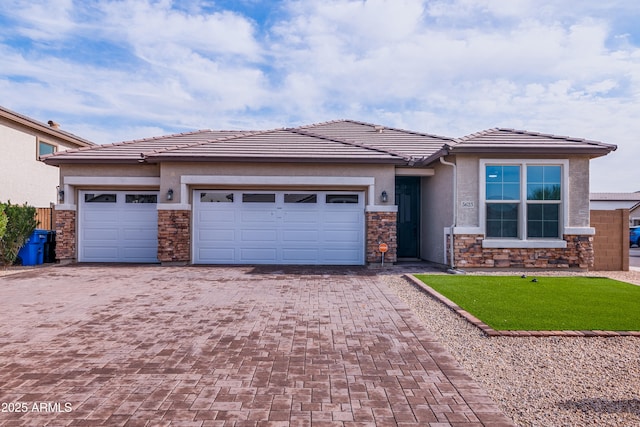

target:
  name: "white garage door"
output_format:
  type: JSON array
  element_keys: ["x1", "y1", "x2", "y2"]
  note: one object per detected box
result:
[
  {"x1": 193, "y1": 190, "x2": 365, "y2": 265},
  {"x1": 78, "y1": 191, "x2": 159, "y2": 263}
]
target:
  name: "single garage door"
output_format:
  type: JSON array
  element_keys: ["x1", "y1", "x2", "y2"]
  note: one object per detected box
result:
[
  {"x1": 193, "y1": 190, "x2": 365, "y2": 265},
  {"x1": 78, "y1": 190, "x2": 159, "y2": 262}
]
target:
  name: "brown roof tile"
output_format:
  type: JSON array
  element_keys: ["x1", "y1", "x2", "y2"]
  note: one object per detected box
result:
[{"x1": 452, "y1": 128, "x2": 616, "y2": 157}]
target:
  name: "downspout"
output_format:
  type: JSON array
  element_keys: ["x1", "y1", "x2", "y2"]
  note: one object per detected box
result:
[{"x1": 439, "y1": 156, "x2": 457, "y2": 270}]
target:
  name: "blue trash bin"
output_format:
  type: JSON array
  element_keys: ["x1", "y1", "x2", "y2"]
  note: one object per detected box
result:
[{"x1": 17, "y1": 229, "x2": 48, "y2": 266}]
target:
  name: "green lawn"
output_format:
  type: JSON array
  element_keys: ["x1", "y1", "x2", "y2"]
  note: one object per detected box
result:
[{"x1": 414, "y1": 275, "x2": 640, "y2": 331}]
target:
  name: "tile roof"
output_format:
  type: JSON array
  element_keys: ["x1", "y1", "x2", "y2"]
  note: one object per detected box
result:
[
  {"x1": 452, "y1": 128, "x2": 616, "y2": 157},
  {"x1": 43, "y1": 121, "x2": 617, "y2": 166},
  {"x1": 0, "y1": 105, "x2": 95, "y2": 147},
  {"x1": 145, "y1": 128, "x2": 407, "y2": 163}
]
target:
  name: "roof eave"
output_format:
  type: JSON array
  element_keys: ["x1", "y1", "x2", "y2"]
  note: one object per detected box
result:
[
  {"x1": 143, "y1": 155, "x2": 408, "y2": 165},
  {"x1": 449, "y1": 146, "x2": 616, "y2": 158}
]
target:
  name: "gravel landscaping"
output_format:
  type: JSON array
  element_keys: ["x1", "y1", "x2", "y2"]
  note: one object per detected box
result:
[{"x1": 382, "y1": 270, "x2": 640, "y2": 427}]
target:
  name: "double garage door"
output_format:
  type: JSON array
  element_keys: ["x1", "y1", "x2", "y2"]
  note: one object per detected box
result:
[
  {"x1": 79, "y1": 189, "x2": 365, "y2": 265},
  {"x1": 193, "y1": 190, "x2": 365, "y2": 265}
]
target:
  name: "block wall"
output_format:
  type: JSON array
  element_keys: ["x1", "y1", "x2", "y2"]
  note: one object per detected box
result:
[{"x1": 591, "y1": 209, "x2": 629, "y2": 271}]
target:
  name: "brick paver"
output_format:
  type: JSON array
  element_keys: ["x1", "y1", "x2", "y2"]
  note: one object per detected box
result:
[{"x1": 0, "y1": 265, "x2": 514, "y2": 426}]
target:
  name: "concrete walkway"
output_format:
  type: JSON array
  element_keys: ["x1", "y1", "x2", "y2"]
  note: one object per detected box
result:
[{"x1": 0, "y1": 265, "x2": 514, "y2": 426}]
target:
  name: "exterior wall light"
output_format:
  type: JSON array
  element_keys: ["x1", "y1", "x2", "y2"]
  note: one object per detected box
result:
[
  {"x1": 381, "y1": 190, "x2": 388, "y2": 203},
  {"x1": 167, "y1": 189, "x2": 174, "y2": 201},
  {"x1": 57, "y1": 188, "x2": 65, "y2": 203}
]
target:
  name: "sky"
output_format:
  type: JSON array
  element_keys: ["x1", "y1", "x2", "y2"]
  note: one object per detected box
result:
[{"x1": 1, "y1": 0, "x2": 639, "y2": 192}]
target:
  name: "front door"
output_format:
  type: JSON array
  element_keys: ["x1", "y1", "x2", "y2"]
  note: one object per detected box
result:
[{"x1": 395, "y1": 177, "x2": 420, "y2": 258}]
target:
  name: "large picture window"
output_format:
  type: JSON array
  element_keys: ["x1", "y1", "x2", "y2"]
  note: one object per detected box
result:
[{"x1": 484, "y1": 162, "x2": 563, "y2": 240}]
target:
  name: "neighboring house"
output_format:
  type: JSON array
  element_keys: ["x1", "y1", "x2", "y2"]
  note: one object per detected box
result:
[
  {"x1": 590, "y1": 192, "x2": 640, "y2": 226},
  {"x1": 43, "y1": 120, "x2": 616, "y2": 269},
  {"x1": 0, "y1": 105, "x2": 94, "y2": 207}
]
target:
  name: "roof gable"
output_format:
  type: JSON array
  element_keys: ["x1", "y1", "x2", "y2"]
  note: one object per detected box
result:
[
  {"x1": 0, "y1": 105, "x2": 95, "y2": 148},
  {"x1": 452, "y1": 128, "x2": 616, "y2": 157}
]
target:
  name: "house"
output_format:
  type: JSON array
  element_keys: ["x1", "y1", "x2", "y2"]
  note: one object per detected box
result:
[
  {"x1": 0, "y1": 105, "x2": 95, "y2": 207},
  {"x1": 590, "y1": 192, "x2": 640, "y2": 226},
  {"x1": 43, "y1": 120, "x2": 616, "y2": 269}
]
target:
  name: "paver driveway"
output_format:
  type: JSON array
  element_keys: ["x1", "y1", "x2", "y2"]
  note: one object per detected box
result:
[{"x1": 0, "y1": 265, "x2": 513, "y2": 426}]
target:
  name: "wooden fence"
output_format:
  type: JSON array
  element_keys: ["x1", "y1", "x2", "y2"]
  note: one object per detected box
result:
[{"x1": 35, "y1": 207, "x2": 55, "y2": 231}]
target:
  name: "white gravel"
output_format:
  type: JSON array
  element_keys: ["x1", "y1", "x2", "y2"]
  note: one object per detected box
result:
[{"x1": 382, "y1": 270, "x2": 640, "y2": 427}]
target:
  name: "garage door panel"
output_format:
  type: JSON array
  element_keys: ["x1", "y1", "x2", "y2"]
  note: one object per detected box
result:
[
  {"x1": 199, "y1": 248, "x2": 236, "y2": 262},
  {"x1": 241, "y1": 229, "x2": 277, "y2": 242},
  {"x1": 82, "y1": 246, "x2": 119, "y2": 260},
  {"x1": 240, "y1": 248, "x2": 277, "y2": 262},
  {"x1": 282, "y1": 229, "x2": 319, "y2": 241},
  {"x1": 193, "y1": 190, "x2": 364, "y2": 265},
  {"x1": 323, "y1": 230, "x2": 361, "y2": 243},
  {"x1": 282, "y1": 248, "x2": 319, "y2": 263},
  {"x1": 199, "y1": 229, "x2": 235, "y2": 242}
]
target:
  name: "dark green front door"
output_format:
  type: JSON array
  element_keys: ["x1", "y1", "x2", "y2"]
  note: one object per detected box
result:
[{"x1": 395, "y1": 176, "x2": 420, "y2": 258}]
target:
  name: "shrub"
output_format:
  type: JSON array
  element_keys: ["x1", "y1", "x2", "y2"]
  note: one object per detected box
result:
[
  {"x1": 0, "y1": 205, "x2": 7, "y2": 241},
  {"x1": 0, "y1": 202, "x2": 37, "y2": 267}
]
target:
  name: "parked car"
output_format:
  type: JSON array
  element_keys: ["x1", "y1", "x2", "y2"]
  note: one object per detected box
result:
[{"x1": 630, "y1": 226, "x2": 640, "y2": 247}]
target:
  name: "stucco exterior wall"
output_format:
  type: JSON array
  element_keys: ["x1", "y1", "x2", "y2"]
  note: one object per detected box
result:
[
  {"x1": 455, "y1": 155, "x2": 479, "y2": 228},
  {"x1": 1, "y1": 123, "x2": 82, "y2": 207},
  {"x1": 159, "y1": 162, "x2": 396, "y2": 207},
  {"x1": 420, "y1": 161, "x2": 453, "y2": 265},
  {"x1": 568, "y1": 156, "x2": 591, "y2": 227}
]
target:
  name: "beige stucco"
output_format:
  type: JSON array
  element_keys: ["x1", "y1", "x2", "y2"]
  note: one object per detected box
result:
[
  {"x1": 420, "y1": 160, "x2": 454, "y2": 265},
  {"x1": 1, "y1": 122, "x2": 86, "y2": 207},
  {"x1": 159, "y1": 162, "x2": 396, "y2": 206}
]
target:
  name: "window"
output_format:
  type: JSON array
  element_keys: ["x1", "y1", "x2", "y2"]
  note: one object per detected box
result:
[
  {"x1": 326, "y1": 194, "x2": 359, "y2": 204},
  {"x1": 38, "y1": 140, "x2": 56, "y2": 158},
  {"x1": 284, "y1": 193, "x2": 317, "y2": 203},
  {"x1": 126, "y1": 194, "x2": 157, "y2": 204},
  {"x1": 201, "y1": 192, "x2": 234, "y2": 203},
  {"x1": 84, "y1": 193, "x2": 116, "y2": 203},
  {"x1": 484, "y1": 162, "x2": 563, "y2": 240},
  {"x1": 242, "y1": 193, "x2": 275, "y2": 203}
]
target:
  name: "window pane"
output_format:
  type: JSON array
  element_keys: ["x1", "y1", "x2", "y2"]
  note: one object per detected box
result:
[
  {"x1": 126, "y1": 194, "x2": 157, "y2": 203},
  {"x1": 502, "y1": 166, "x2": 520, "y2": 183},
  {"x1": 503, "y1": 183, "x2": 520, "y2": 200},
  {"x1": 39, "y1": 141, "x2": 56, "y2": 156},
  {"x1": 201, "y1": 192, "x2": 234, "y2": 203},
  {"x1": 527, "y1": 165, "x2": 561, "y2": 200},
  {"x1": 527, "y1": 204, "x2": 559, "y2": 238},
  {"x1": 528, "y1": 203, "x2": 542, "y2": 220},
  {"x1": 326, "y1": 194, "x2": 358, "y2": 204},
  {"x1": 485, "y1": 165, "x2": 520, "y2": 200},
  {"x1": 486, "y1": 203, "x2": 518, "y2": 238},
  {"x1": 284, "y1": 194, "x2": 317, "y2": 203},
  {"x1": 242, "y1": 193, "x2": 275, "y2": 203},
  {"x1": 84, "y1": 193, "x2": 116, "y2": 203}
]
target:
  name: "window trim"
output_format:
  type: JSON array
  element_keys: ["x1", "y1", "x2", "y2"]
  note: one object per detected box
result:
[{"x1": 479, "y1": 159, "x2": 569, "y2": 248}]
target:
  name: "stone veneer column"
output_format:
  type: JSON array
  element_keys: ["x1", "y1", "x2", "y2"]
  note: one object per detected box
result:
[
  {"x1": 453, "y1": 234, "x2": 594, "y2": 270},
  {"x1": 158, "y1": 210, "x2": 191, "y2": 264},
  {"x1": 55, "y1": 209, "x2": 76, "y2": 263},
  {"x1": 366, "y1": 211, "x2": 397, "y2": 264}
]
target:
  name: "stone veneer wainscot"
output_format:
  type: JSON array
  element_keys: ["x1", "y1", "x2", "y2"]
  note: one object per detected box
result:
[
  {"x1": 158, "y1": 210, "x2": 191, "y2": 264},
  {"x1": 366, "y1": 211, "x2": 397, "y2": 264},
  {"x1": 453, "y1": 234, "x2": 594, "y2": 269},
  {"x1": 55, "y1": 210, "x2": 76, "y2": 263}
]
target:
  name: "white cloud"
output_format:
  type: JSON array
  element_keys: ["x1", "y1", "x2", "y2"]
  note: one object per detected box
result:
[{"x1": 1, "y1": 0, "x2": 640, "y2": 190}]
